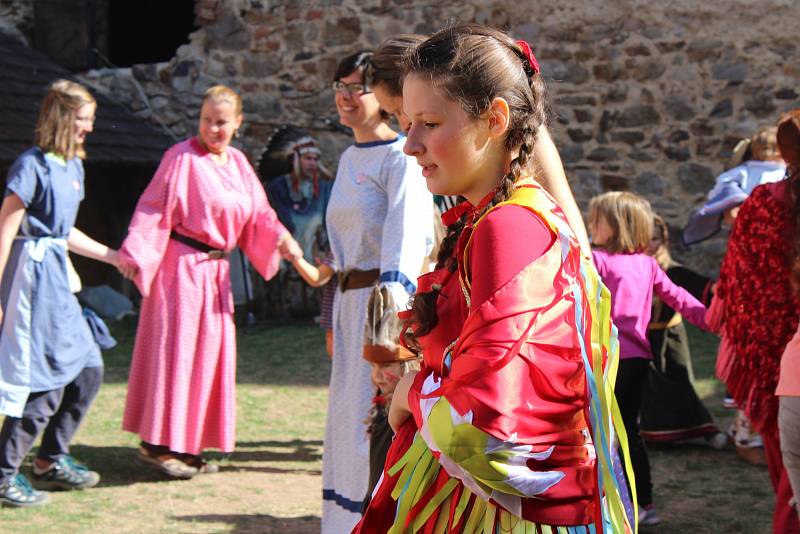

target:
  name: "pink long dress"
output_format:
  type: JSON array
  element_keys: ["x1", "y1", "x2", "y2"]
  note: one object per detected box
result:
[{"x1": 119, "y1": 138, "x2": 286, "y2": 454}]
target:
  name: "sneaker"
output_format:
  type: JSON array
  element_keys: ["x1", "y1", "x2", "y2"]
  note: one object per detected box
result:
[
  {"x1": 0, "y1": 474, "x2": 49, "y2": 507},
  {"x1": 31, "y1": 456, "x2": 100, "y2": 491},
  {"x1": 638, "y1": 505, "x2": 661, "y2": 526},
  {"x1": 706, "y1": 432, "x2": 729, "y2": 450},
  {"x1": 723, "y1": 393, "x2": 737, "y2": 409}
]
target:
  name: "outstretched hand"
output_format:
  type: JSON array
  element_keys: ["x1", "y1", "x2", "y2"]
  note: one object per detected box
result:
[{"x1": 278, "y1": 234, "x2": 303, "y2": 262}]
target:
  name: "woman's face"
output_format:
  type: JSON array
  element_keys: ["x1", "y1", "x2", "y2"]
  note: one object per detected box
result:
[
  {"x1": 334, "y1": 70, "x2": 382, "y2": 130},
  {"x1": 372, "y1": 84, "x2": 410, "y2": 133},
  {"x1": 402, "y1": 74, "x2": 496, "y2": 203},
  {"x1": 73, "y1": 102, "x2": 96, "y2": 146},
  {"x1": 198, "y1": 99, "x2": 242, "y2": 155}
]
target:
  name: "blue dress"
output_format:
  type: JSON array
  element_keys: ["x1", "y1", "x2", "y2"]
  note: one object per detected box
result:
[{"x1": 0, "y1": 148, "x2": 100, "y2": 418}]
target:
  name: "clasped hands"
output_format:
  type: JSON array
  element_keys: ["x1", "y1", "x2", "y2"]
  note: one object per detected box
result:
[
  {"x1": 278, "y1": 233, "x2": 303, "y2": 262},
  {"x1": 118, "y1": 261, "x2": 138, "y2": 281}
]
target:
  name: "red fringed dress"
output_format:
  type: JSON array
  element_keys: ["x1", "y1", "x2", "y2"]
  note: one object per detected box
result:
[
  {"x1": 355, "y1": 182, "x2": 634, "y2": 534},
  {"x1": 715, "y1": 180, "x2": 800, "y2": 435}
]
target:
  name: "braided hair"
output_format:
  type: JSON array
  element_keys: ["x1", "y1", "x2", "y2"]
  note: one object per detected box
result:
[{"x1": 403, "y1": 23, "x2": 548, "y2": 340}]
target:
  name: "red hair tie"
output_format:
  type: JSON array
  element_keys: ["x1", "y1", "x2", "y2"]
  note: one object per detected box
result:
[{"x1": 516, "y1": 39, "x2": 540, "y2": 76}]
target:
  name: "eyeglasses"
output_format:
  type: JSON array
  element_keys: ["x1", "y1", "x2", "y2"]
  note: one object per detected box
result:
[
  {"x1": 332, "y1": 81, "x2": 369, "y2": 95},
  {"x1": 76, "y1": 116, "x2": 96, "y2": 125}
]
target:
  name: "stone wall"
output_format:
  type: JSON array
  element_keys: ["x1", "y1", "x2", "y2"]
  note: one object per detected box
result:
[{"x1": 7, "y1": 0, "x2": 800, "y2": 272}]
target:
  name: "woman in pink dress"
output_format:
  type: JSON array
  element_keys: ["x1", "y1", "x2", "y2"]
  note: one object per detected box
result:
[{"x1": 118, "y1": 85, "x2": 301, "y2": 478}]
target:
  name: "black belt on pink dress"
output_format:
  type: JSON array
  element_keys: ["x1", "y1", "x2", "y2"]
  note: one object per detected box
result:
[{"x1": 169, "y1": 231, "x2": 228, "y2": 259}]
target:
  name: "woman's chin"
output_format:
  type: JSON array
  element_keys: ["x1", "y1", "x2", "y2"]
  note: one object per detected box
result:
[
  {"x1": 203, "y1": 140, "x2": 227, "y2": 154},
  {"x1": 337, "y1": 115, "x2": 355, "y2": 128},
  {"x1": 425, "y1": 179, "x2": 453, "y2": 198}
]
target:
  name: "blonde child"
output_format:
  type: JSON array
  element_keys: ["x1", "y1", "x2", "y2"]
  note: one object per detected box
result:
[
  {"x1": 589, "y1": 191, "x2": 711, "y2": 526},
  {"x1": 0, "y1": 80, "x2": 119, "y2": 506}
]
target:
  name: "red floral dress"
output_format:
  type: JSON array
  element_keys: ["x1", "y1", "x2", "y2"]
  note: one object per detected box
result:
[{"x1": 716, "y1": 180, "x2": 800, "y2": 434}]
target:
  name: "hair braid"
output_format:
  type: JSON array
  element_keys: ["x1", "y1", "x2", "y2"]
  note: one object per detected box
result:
[
  {"x1": 406, "y1": 213, "x2": 467, "y2": 343},
  {"x1": 489, "y1": 117, "x2": 540, "y2": 211}
]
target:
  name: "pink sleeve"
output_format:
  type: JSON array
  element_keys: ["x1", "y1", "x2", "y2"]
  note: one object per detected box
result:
[
  {"x1": 468, "y1": 205, "x2": 553, "y2": 310},
  {"x1": 118, "y1": 145, "x2": 183, "y2": 297},
  {"x1": 237, "y1": 158, "x2": 288, "y2": 281},
  {"x1": 652, "y1": 258, "x2": 709, "y2": 330}
]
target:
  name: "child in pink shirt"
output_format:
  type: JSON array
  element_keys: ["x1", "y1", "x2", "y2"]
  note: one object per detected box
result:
[{"x1": 589, "y1": 191, "x2": 710, "y2": 526}]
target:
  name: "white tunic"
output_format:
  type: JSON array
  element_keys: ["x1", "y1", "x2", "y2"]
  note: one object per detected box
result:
[{"x1": 322, "y1": 137, "x2": 433, "y2": 533}]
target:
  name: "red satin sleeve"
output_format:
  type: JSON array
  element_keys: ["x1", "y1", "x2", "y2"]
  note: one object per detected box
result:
[{"x1": 468, "y1": 205, "x2": 554, "y2": 311}]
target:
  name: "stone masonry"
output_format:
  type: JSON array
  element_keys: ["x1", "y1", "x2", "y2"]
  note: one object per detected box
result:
[{"x1": 4, "y1": 0, "x2": 800, "y2": 272}]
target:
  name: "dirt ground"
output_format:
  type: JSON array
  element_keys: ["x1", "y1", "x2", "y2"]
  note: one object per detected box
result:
[{"x1": 0, "y1": 323, "x2": 774, "y2": 533}]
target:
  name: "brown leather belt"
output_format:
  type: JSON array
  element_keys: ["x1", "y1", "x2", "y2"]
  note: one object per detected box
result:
[
  {"x1": 170, "y1": 231, "x2": 229, "y2": 260},
  {"x1": 338, "y1": 268, "x2": 380, "y2": 292}
]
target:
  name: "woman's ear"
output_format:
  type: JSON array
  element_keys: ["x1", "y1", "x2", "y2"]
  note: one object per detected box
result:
[{"x1": 486, "y1": 97, "x2": 510, "y2": 139}]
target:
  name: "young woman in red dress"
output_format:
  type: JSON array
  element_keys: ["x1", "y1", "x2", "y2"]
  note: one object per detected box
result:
[{"x1": 355, "y1": 23, "x2": 634, "y2": 533}]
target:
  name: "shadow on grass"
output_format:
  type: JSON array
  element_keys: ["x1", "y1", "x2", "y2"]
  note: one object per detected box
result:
[
  {"x1": 232, "y1": 439, "x2": 322, "y2": 463},
  {"x1": 219, "y1": 465, "x2": 322, "y2": 476},
  {"x1": 64, "y1": 439, "x2": 324, "y2": 487},
  {"x1": 65, "y1": 444, "x2": 192, "y2": 487},
  {"x1": 174, "y1": 513, "x2": 319, "y2": 534},
  {"x1": 101, "y1": 319, "x2": 332, "y2": 386}
]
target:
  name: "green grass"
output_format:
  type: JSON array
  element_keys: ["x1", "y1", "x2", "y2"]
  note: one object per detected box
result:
[
  {"x1": 644, "y1": 324, "x2": 772, "y2": 533},
  {"x1": 0, "y1": 320, "x2": 773, "y2": 532},
  {"x1": 1, "y1": 319, "x2": 329, "y2": 533}
]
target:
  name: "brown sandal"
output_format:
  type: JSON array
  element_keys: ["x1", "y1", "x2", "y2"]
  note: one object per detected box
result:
[
  {"x1": 178, "y1": 453, "x2": 220, "y2": 474},
  {"x1": 136, "y1": 447, "x2": 198, "y2": 479}
]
